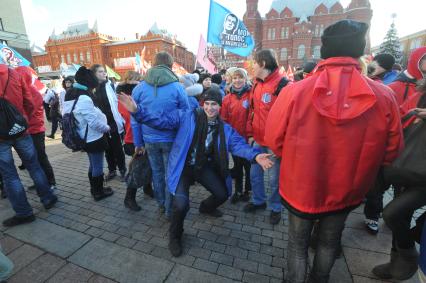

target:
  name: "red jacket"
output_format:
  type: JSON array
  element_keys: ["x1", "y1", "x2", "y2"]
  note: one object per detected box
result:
[
  {"x1": 118, "y1": 101, "x2": 133, "y2": 144},
  {"x1": 247, "y1": 68, "x2": 285, "y2": 146},
  {"x1": 220, "y1": 85, "x2": 251, "y2": 139},
  {"x1": 265, "y1": 57, "x2": 403, "y2": 216},
  {"x1": 15, "y1": 67, "x2": 45, "y2": 134},
  {"x1": 0, "y1": 64, "x2": 34, "y2": 123},
  {"x1": 389, "y1": 46, "x2": 426, "y2": 113}
]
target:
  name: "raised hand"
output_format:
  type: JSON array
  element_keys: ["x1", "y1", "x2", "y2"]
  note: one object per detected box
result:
[
  {"x1": 255, "y1": 153, "x2": 274, "y2": 170},
  {"x1": 117, "y1": 93, "x2": 138, "y2": 113}
]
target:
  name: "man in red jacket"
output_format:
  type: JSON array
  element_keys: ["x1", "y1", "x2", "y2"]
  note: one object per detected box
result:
[
  {"x1": 0, "y1": 64, "x2": 58, "y2": 227},
  {"x1": 15, "y1": 66, "x2": 57, "y2": 191},
  {"x1": 264, "y1": 20, "x2": 403, "y2": 283},
  {"x1": 243, "y1": 49, "x2": 289, "y2": 225}
]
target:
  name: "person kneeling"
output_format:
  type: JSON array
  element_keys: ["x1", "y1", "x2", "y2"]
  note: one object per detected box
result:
[{"x1": 119, "y1": 87, "x2": 273, "y2": 257}]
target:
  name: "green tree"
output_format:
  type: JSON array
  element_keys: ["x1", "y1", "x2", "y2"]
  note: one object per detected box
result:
[{"x1": 379, "y1": 15, "x2": 402, "y2": 63}]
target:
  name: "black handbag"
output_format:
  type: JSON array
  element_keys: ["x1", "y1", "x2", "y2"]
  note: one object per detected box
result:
[
  {"x1": 125, "y1": 153, "x2": 152, "y2": 188},
  {"x1": 0, "y1": 68, "x2": 28, "y2": 140},
  {"x1": 384, "y1": 117, "x2": 426, "y2": 186}
]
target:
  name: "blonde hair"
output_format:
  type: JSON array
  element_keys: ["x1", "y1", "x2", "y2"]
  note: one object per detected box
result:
[
  {"x1": 124, "y1": 71, "x2": 143, "y2": 83},
  {"x1": 358, "y1": 56, "x2": 369, "y2": 76}
]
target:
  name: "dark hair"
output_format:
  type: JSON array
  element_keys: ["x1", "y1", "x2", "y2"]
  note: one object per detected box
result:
[
  {"x1": 154, "y1": 51, "x2": 173, "y2": 68},
  {"x1": 254, "y1": 49, "x2": 278, "y2": 72},
  {"x1": 219, "y1": 69, "x2": 227, "y2": 75},
  {"x1": 62, "y1": 76, "x2": 75, "y2": 89}
]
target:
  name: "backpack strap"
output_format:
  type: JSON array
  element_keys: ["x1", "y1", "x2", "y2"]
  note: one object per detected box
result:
[
  {"x1": 70, "y1": 95, "x2": 80, "y2": 112},
  {"x1": 70, "y1": 95, "x2": 89, "y2": 143},
  {"x1": 273, "y1": 77, "x2": 290, "y2": 96},
  {"x1": 1, "y1": 68, "x2": 10, "y2": 98},
  {"x1": 403, "y1": 82, "x2": 410, "y2": 101}
]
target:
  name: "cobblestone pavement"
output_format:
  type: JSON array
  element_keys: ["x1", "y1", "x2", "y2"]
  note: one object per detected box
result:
[{"x1": 0, "y1": 137, "x2": 422, "y2": 283}]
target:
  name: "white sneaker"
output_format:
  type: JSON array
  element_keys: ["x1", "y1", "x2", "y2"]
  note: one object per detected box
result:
[{"x1": 365, "y1": 218, "x2": 379, "y2": 234}]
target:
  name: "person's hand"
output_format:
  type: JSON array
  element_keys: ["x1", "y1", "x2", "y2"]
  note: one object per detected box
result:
[
  {"x1": 248, "y1": 137, "x2": 254, "y2": 146},
  {"x1": 414, "y1": 108, "x2": 426, "y2": 119},
  {"x1": 135, "y1": 146, "x2": 145, "y2": 155},
  {"x1": 255, "y1": 153, "x2": 274, "y2": 170},
  {"x1": 117, "y1": 92, "x2": 137, "y2": 113}
]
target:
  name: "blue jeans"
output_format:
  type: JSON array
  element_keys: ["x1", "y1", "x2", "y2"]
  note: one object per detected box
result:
[
  {"x1": 87, "y1": 152, "x2": 104, "y2": 177},
  {"x1": 250, "y1": 142, "x2": 282, "y2": 212},
  {"x1": 0, "y1": 135, "x2": 56, "y2": 216},
  {"x1": 145, "y1": 142, "x2": 173, "y2": 216}
]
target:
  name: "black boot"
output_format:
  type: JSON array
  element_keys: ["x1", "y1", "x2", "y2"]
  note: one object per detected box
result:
[
  {"x1": 143, "y1": 183, "x2": 154, "y2": 198},
  {"x1": 88, "y1": 172, "x2": 94, "y2": 196},
  {"x1": 92, "y1": 175, "x2": 114, "y2": 201},
  {"x1": 124, "y1": 187, "x2": 141, "y2": 211},
  {"x1": 169, "y1": 207, "x2": 185, "y2": 257},
  {"x1": 231, "y1": 177, "x2": 243, "y2": 204},
  {"x1": 199, "y1": 198, "x2": 224, "y2": 217}
]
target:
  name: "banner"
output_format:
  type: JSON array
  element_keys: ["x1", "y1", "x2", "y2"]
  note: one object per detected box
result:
[
  {"x1": 105, "y1": 65, "x2": 121, "y2": 80},
  {"x1": 196, "y1": 35, "x2": 217, "y2": 74},
  {"x1": 207, "y1": 0, "x2": 254, "y2": 57},
  {"x1": 0, "y1": 43, "x2": 31, "y2": 67}
]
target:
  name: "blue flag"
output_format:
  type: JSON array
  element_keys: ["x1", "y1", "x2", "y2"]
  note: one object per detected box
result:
[
  {"x1": 0, "y1": 43, "x2": 31, "y2": 67},
  {"x1": 207, "y1": 0, "x2": 254, "y2": 57}
]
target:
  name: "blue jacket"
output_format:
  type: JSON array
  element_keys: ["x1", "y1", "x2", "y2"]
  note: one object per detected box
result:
[
  {"x1": 382, "y1": 70, "x2": 399, "y2": 85},
  {"x1": 188, "y1": 96, "x2": 199, "y2": 110},
  {"x1": 131, "y1": 67, "x2": 189, "y2": 147},
  {"x1": 132, "y1": 108, "x2": 260, "y2": 196},
  {"x1": 420, "y1": 217, "x2": 426, "y2": 274}
]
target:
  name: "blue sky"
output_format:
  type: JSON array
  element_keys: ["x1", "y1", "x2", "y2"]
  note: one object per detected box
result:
[{"x1": 22, "y1": 0, "x2": 426, "y2": 53}]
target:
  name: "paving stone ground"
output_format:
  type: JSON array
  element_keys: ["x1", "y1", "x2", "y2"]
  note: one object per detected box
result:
[{"x1": 0, "y1": 136, "x2": 423, "y2": 282}]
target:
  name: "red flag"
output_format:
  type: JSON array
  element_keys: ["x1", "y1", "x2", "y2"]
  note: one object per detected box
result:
[{"x1": 287, "y1": 64, "x2": 294, "y2": 81}]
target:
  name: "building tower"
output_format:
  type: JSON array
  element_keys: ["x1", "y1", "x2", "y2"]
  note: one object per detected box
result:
[{"x1": 243, "y1": 0, "x2": 263, "y2": 51}]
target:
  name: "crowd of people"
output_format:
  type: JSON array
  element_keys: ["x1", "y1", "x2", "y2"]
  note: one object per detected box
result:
[{"x1": 0, "y1": 19, "x2": 426, "y2": 282}]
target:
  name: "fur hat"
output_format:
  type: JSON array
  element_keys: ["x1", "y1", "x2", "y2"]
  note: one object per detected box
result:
[
  {"x1": 374, "y1": 53, "x2": 395, "y2": 71},
  {"x1": 203, "y1": 85, "x2": 222, "y2": 106},
  {"x1": 320, "y1": 20, "x2": 368, "y2": 59},
  {"x1": 180, "y1": 73, "x2": 199, "y2": 88},
  {"x1": 75, "y1": 66, "x2": 98, "y2": 89},
  {"x1": 211, "y1": 73, "x2": 223, "y2": 85},
  {"x1": 198, "y1": 73, "x2": 212, "y2": 84}
]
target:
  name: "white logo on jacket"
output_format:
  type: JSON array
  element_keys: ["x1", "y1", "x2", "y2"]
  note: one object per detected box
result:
[
  {"x1": 261, "y1": 93, "x2": 272, "y2": 103},
  {"x1": 242, "y1": 99, "x2": 249, "y2": 109}
]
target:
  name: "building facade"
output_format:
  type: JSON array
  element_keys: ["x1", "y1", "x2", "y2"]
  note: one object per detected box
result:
[
  {"x1": 32, "y1": 21, "x2": 195, "y2": 78},
  {"x1": 213, "y1": 0, "x2": 372, "y2": 69},
  {"x1": 0, "y1": 0, "x2": 32, "y2": 62}
]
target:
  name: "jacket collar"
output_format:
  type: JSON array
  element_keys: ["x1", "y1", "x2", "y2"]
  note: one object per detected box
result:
[
  {"x1": 256, "y1": 68, "x2": 281, "y2": 83},
  {"x1": 316, "y1": 57, "x2": 361, "y2": 71}
]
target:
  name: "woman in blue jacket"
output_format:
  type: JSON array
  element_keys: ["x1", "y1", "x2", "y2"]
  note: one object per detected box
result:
[{"x1": 119, "y1": 87, "x2": 273, "y2": 257}]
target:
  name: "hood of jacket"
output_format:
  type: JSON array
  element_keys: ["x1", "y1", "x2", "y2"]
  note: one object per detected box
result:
[
  {"x1": 407, "y1": 46, "x2": 426, "y2": 80},
  {"x1": 144, "y1": 65, "x2": 179, "y2": 87},
  {"x1": 312, "y1": 57, "x2": 377, "y2": 125}
]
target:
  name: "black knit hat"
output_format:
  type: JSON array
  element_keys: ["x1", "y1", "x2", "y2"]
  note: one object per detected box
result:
[
  {"x1": 203, "y1": 85, "x2": 222, "y2": 106},
  {"x1": 75, "y1": 66, "x2": 98, "y2": 89},
  {"x1": 198, "y1": 73, "x2": 212, "y2": 84},
  {"x1": 374, "y1": 53, "x2": 395, "y2": 71},
  {"x1": 320, "y1": 20, "x2": 369, "y2": 59},
  {"x1": 303, "y1": 62, "x2": 317, "y2": 73}
]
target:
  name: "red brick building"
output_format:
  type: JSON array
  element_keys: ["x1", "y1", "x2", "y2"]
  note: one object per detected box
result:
[
  {"x1": 213, "y1": 0, "x2": 372, "y2": 69},
  {"x1": 32, "y1": 21, "x2": 195, "y2": 78}
]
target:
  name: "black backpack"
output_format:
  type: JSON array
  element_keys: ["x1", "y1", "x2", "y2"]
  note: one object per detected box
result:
[
  {"x1": 0, "y1": 68, "x2": 28, "y2": 140},
  {"x1": 61, "y1": 95, "x2": 88, "y2": 150}
]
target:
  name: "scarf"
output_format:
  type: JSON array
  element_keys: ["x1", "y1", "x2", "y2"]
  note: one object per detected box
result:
[{"x1": 188, "y1": 109, "x2": 228, "y2": 179}]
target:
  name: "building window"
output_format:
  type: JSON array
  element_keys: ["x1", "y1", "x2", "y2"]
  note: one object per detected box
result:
[
  {"x1": 61, "y1": 54, "x2": 65, "y2": 63},
  {"x1": 73, "y1": 53, "x2": 77, "y2": 62},
  {"x1": 281, "y1": 27, "x2": 285, "y2": 39},
  {"x1": 80, "y1": 52, "x2": 84, "y2": 62},
  {"x1": 0, "y1": 18, "x2": 4, "y2": 31},
  {"x1": 67, "y1": 53, "x2": 71, "y2": 63},
  {"x1": 86, "y1": 51, "x2": 91, "y2": 61},
  {"x1": 271, "y1": 28, "x2": 276, "y2": 40},
  {"x1": 280, "y1": 48, "x2": 287, "y2": 61},
  {"x1": 267, "y1": 28, "x2": 271, "y2": 40},
  {"x1": 285, "y1": 27, "x2": 289, "y2": 38},
  {"x1": 313, "y1": 46, "x2": 321, "y2": 59},
  {"x1": 315, "y1": 25, "x2": 319, "y2": 36},
  {"x1": 297, "y1": 44, "x2": 306, "y2": 59},
  {"x1": 320, "y1": 24, "x2": 324, "y2": 35}
]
